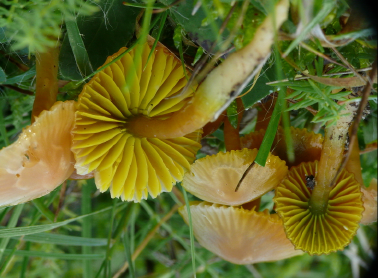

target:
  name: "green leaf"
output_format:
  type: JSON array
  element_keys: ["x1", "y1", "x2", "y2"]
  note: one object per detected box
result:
[
  {"x1": 192, "y1": 46, "x2": 204, "y2": 66},
  {"x1": 226, "y1": 99, "x2": 238, "y2": 129},
  {"x1": 283, "y1": 0, "x2": 335, "y2": 56},
  {"x1": 59, "y1": 0, "x2": 139, "y2": 80},
  {"x1": 0, "y1": 67, "x2": 6, "y2": 83},
  {"x1": 0, "y1": 204, "x2": 122, "y2": 238},
  {"x1": 159, "y1": 0, "x2": 224, "y2": 52},
  {"x1": 2, "y1": 249, "x2": 104, "y2": 260},
  {"x1": 12, "y1": 233, "x2": 107, "y2": 246},
  {"x1": 173, "y1": 25, "x2": 183, "y2": 50},
  {"x1": 65, "y1": 12, "x2": 94, "y2": 78},
  {"x1": 3, "y1": 66, "x2": 36, "y2": 85},
  {"x1": 241, "y1": 63, "x2": 277, "y2": 108}
]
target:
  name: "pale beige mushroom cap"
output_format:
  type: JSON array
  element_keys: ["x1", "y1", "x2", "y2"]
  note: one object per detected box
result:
[
  {"x1": 182, "y1": 148, "x2": 288, "y2": 206},
  {"x1": 361, "y1": 178, "x2": 377, "y2": 225},
  {"x1": 179, "y1": 202, "x2": 303, "y2": 264},
  {"x1": 0, "y1": 101, "x2": 75, "y2": 207}
]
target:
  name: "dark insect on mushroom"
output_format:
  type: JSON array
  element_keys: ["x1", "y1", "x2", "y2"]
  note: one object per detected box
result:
[{"x1": 305, "y1": 175, "x2": 316, "y2": 190}]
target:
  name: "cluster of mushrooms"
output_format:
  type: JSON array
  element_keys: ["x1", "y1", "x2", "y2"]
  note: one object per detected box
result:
[{"x1": 0, "y1": 0, "x2": 376, "y2": 264}]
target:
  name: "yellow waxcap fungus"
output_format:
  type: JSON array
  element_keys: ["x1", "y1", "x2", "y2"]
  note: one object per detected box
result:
[
  {"x1": 179, "y1": 202, "x2": 303, "y2": 264},
  {"x1": 360, "y1": 178, "x2": 377, "y2": 225},
  {"x1": 182, "y1": 149, "x2": 288, "y2": 206},
  {"x1": 0, "y1": 101, "x2": 75, "y2": 207},
  {"x1": 241, "y1": 127, "x2": 323, "y2": 168},
  {"x1": 72, "y1": 42, "x2": 201, "y2": 202},
  {"x1": 274, "y1": 161, "x2": 364, "y2": 255}
]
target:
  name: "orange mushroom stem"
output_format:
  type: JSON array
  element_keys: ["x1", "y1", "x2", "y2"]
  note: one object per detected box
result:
[
  {"x1": 125, "y1": 0, "x2": 289, "y2": 139},
  {"x1": 202, "y1": 112, "x2": 226, "y2": 138},
  {"x1": 32, "y1": 44, "x2": 60, "y2": 122},
  {"x1": 309, "y1": 102, "x2": 359, "y2": 214}
]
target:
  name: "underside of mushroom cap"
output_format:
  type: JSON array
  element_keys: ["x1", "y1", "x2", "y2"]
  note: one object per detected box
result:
[
  {"x1": 274, "y1": 161, "x2": 364, "y2": 255},
  {"x1": 72, "y1": 42, "x2": 201, "y2": 202},
  {"x1": 182, "y1": 148, "x2": 288, "y2": 206},
  {"x1": 179, "y1": 202, "x2": 303, "y2": 264},
  {"x1": 360, "y1": 178, "x2": 377, "y2": 225},
  {"x1": 0, "y1": 101, "x2": 76, "y2": 207}
]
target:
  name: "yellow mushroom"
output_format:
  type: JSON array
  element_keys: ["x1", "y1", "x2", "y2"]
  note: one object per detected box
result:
[
  {"x1": 182, "y1": 148, "x2": 287, "y2": 206},
  {"x1": 179, "y1": 202, "x2": 303, "y2": 264},
  {"x1": 0, "y1": 101, "x2": 76, "y2": 207},
  {"x1": 274, "y1": 161, "x2": 363, "y2": 255},
  {"x1": 72, "y1": 0, "x2": 289, "y2": 202},
  {"x1": 71, "y1": 43, "x2": 202, "y2": 202}
]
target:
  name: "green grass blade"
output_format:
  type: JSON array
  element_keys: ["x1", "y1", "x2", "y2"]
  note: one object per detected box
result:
[
  {"x1": 12, "y1": 233, "x2": 107, "y2": 246},
  {"x1": 181, "y1": 187, "x2": 196, "y2": 278},
  {"x1": 65, "y1": 12, "x2": 94, "y2": 78},
  {"x1": 144, "y1": 11, "x2": 168, "y2": 70},
  {"x1": 2, "y1": 249, "x2": 104, "y2": 260},
  {"x1": 82, "y1": 181, "x2": 93, "y2": 278},
  {"x1": 0, "y1": 204, "x2": 24, "y2": 262},
  {"x1": 3, "y1": 66, "x2": 36, "y2": 85},
  {"x1": 0, "y1": 100, "x2": 10, "y2": 146},
  {"x1": 0, "y1": 204, "x2": 123, "y2": 238},
  {"x1": 31, "y1": 198, "x2": 56, "y2": 223},
  {"x1": 283, "y1": 1, "x2": 334, "y2": 57},
  {"x1": 122, "y1": 231, "x2": 135, "y2": 278}
]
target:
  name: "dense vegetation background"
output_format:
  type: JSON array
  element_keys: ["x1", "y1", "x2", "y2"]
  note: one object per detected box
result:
[{"x1": 0, "y1": 0, "x2": 376, "y2": 277}]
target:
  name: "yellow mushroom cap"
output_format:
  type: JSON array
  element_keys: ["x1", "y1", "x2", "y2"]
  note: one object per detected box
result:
[
  {"x1": 72, "y1": 43, "x2": 201, "y2": 202},
  {"x1": 360, "y1": 178, "x2": 377, "y2": 225},
  {"x1": 274, "y1": 161, "x2": 364, "y2": 255},
  {"x1": 182, "y1": 149, "x2": 288, "y2": 206},
  {"x1": 0, "y1": 101, "x2": 75, "y2": 207},
  {"x1": 179, "y1": 202, "x2": 303, "y2": 264}
]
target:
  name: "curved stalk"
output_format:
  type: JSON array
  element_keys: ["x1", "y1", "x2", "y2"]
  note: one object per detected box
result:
[
  {"x1": 32, "y1": 44, "x2": 60, "y2": 122},
  {"x1": 309, "y1": 103, "x2": 358, "y2": 214},
  {"x1": 125, "y1": 0, "x2": 289, "y2": 139}
]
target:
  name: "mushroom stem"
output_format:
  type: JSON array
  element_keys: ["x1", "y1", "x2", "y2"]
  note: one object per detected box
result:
[
  {"x1": 125, "y1": 0, "x2": 289, "y2": 139},
  {"x1": 309, "y1": 103, "x2": 358, "y2": 214},
  {"x1": 224, "y1": 98, "x2": 244, "y2": 151},
  {"x1": 202, "y1": 112, "x2": 226, "y2": 138},
  {"x1": 32, "y1": 44, "x2": 60, "y2": 123},
  {"x1": 345, "y1": 127, "x2": 363, "y2": 185}
]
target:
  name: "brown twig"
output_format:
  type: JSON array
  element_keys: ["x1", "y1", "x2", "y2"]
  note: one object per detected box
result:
[
  {"x1": 1, "y1": 85, "x2": 34, "y2": 96},
  {"x1": 0, "y1": 50, "x2": 29, "y2": 72},
  {"x1": 299, "y1": 42, "x2": 347, "y2": 69},
  {"x1": 235, "y1": 161, "x2": 256, "y2": 192},
  {"x1": 331, "y1": 47, "x2": 367, "y2": 85},
  {"x1": 330, "y1": 58, "x2": 377, "y2": 187}
]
